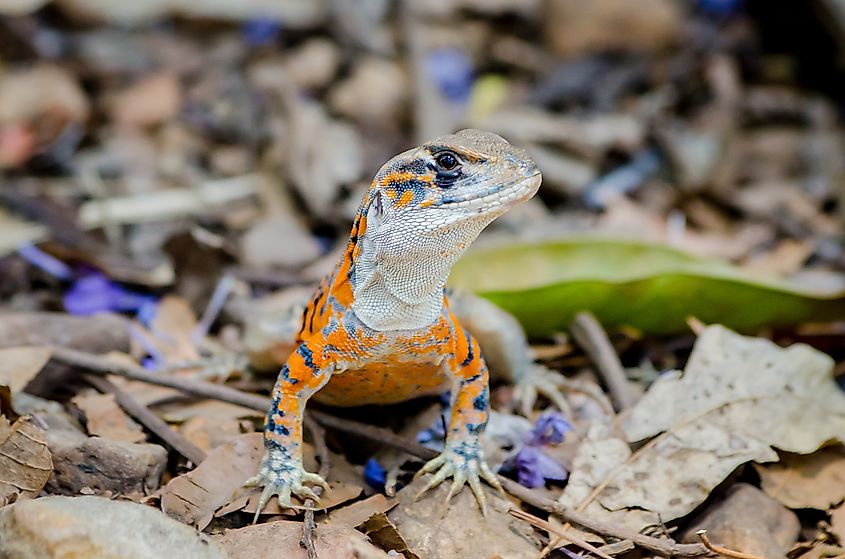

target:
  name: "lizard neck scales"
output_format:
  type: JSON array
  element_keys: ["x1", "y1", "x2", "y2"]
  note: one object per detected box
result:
[{"x1": 351, "y1": 208, "x2": 495, "y2": 331}]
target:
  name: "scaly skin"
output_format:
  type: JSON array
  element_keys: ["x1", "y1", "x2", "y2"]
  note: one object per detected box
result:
[{"x1": 245, "y1": 129, "x2": 542, "y2": 518}]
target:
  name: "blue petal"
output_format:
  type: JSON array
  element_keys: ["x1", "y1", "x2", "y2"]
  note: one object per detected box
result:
[
  {"x1": 63, "y1": 273, "x2": 159, "y2": 317},
  {"x1": 529, "y1": 411, "x2": 572, "y2": 446},
  {"x1": 424, "y1": 48, "x2": 475, "y2": 103},
  {"x1": 17, "y1": 242, "x2": 73, "y2": 280},
  {"x1": 364, "y1": 458, "x2": 386, "y2": 490},
  {"x1": 241, "y1": 18, "x2": 281, "y2": 47},
  {"x1": 514, "y1": 446, "x2": 546, "y2": 488}
]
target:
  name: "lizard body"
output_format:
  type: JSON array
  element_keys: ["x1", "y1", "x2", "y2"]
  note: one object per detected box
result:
[{"x1": 247, "y1": 129, "x2": 542, "y2": 516}]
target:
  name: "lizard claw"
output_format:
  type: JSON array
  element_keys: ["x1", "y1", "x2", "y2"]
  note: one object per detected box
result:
[
  {"x1": 244, "y1": 451, "x2": 329, "y2": 523},
  {"x1": 514, "y1": 364, "x2": 573, "y2": 418},
  {"x1": 414, "y1": 438, "x2": 502, "y2": 516}
]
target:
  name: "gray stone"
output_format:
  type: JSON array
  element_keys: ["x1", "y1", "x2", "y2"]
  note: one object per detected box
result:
[
  {"x1": 45, "y1": 427, "x2": 166, "y2": 496},
  {"x1": 682, "y1": 483, "x2": 800, "y2": 559},
  {"x1": 0, "y1": 496, "x2": 225, "y2": 559},
  {"x1": 389, "y1": 475, "x2": 540, "y2": 559}
]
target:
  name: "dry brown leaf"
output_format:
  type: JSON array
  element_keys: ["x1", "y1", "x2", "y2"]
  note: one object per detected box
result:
[
  {"x1": 831, "y1": 505, "x2": 845, "y2": 542},
  {"x1": 0, "y1": 64, "x2": 89, "y2": 123},
  {"x1": 0, "y1": 416, "x2": 52, "y2": 505},
  {"x1": 179, "y1": 416, "x2": 242, "y2": 452},
  {"x1": 561, "y1": 326, "x2": 845, "y2": 532},
  {"x1": 72, "y1": 392, "x2": 146, "y2": 443},
  {"x1": 161, "y1": 432, "x2": 335, "y2": 527},
  {"x1": 160, "y1": 399, "x2": 260, "y2": 423},
  {"x1": 325, "y1": 494, "x2": 396, "y2": 528},
  {"x1": 241, "y1": 481, "x2": 362, "y2": 517},
  {"x1": 0, "y1": 347, "x2": 51, "y2": 393},
  {"x1": 161, "y1": 432, "x2": 263, "y2": 529},
  {"x1": 111, "y1": 72, "x2": 181, "y2": 127},
  {"x1": 361, "y1": 513, "x2": 420, "y2": 559},
  {"x1": 150, "y1": 296, "x2": 200, "y2": 362},
  {"x1": 755, "y1": 446, "x2": 845, "y2": 510},
  {"x1": 215, "y1": 520, "x2": 391, "y2": 559}
]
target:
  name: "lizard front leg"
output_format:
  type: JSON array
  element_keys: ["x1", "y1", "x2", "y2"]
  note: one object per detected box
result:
[
  {"x1": 415, "y1": 327, "x2": 503, "y2": 515},
  {"x1": 245, "y1": 342, "x2": 332, "y2": 521}
]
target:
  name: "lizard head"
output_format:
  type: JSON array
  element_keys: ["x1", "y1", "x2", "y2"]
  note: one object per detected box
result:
[
  {"x1": 349, "y1": 130, "x2": 540, "y2": 330},
  {"x1": 367, "y1": 129, "x2": 541, "y2": 233}
]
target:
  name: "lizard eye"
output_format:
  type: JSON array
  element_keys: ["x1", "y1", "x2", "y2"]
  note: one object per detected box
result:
[{"x1": 434, "y1": 152, "x2": 461, "y2": 172}]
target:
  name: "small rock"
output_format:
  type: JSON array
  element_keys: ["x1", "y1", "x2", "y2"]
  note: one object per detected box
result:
[
  {"x1": 0, "y1": 312, "x2": 130, "y2": 354},
  {"x1": 0, "y1": 312, "x2": 130, "y2": 400},
  {"x1": 0, "y1": 0, "x2": 50, "y2": 15},
  {"x1": 389, "y1": 475, "x2": 540, "y2": 559},
  {"x1": 0, "y1": 64, "x2": 89, "y2": 124},
  {"x1": 45, "y1": 425, "x2": 166, "y2": 496},
  {"x1": 543, "y1": 0, "x2": 680, "y2": 58},
  {"x1": 0, "y1": 496, "x2": 225, "y2": 559},
  {"x1": 329, "y1": 57, "x2": 407, "y2": 125},
  {"x1": 240, "y1": 216, "x2": 323, "y2": 268},
  {"x1": 682, "y1": 483, "x2": 801, "y2": 559},
  {"x1": 216, "y1": 520, "x2": 391, "y2": 559},
  {"x1": 285, "y1": 99, "x2": 365, "y2": 217},
  {"x1": 111, "y1": 72, "x2": 181, "y2": 128},
  {"x1": 285, "y1": 39, "x2": 341, "y2": 91}
]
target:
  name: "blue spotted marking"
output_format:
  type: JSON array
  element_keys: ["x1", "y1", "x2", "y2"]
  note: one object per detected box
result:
[
  {"x1": 462, "y1": 373, "x2": 480, "y2": 385},
  {"x1": 473, "y1": 393, "x2": 487, "y2": 411},
  {"x1": 281, "y1": 366, "x2": 299, "y2": 385},
  {"x1": 461, "y1": 332, "x2": 474, "y2": 367},
  {"x1": 297, "y1": 344, "x2": 317, "y2": 370}
]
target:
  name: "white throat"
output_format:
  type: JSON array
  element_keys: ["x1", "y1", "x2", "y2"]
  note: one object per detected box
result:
[{"x1": 350, "y1": 205, "x2": 495, "y2": 331}]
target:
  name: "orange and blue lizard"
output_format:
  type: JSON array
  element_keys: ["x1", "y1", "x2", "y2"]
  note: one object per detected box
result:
[{"x1": 245, "y1": 129, "x2": 542, "y2": 516}]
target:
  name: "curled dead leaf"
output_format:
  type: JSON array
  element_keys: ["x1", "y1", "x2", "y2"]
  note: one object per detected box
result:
[{"x1": 0, "y1": 416, "x2": 52, "y2": 506}]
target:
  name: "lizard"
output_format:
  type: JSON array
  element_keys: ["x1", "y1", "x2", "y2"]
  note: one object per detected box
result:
[{"x1": 245, "y1": 129, "x2": 542, "y2": 517}]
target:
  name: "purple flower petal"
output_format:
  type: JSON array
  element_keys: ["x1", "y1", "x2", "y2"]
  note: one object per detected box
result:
[
  {"x1": 560, "y1": 547, "x2": 587, "y2": 559},
  {"x1": 17, "y1": 242, "x2": 73, "y2": 280},
  {"x1": 364, "y1": 458, "x2": 386, "y2": 490},
  {"x1": 513, "y1": 445, "x2": 569, "y2": 488},
  {"x1": 424, "y1": 48, "x2": 475, "y2": 103},
  {"x1": 64, "y1": 273, "x2": 158, "y2": 316},
  {"x1": 242, "y1": 18, "x2": 281, "y2": 47},
  {"x1": 528, "y1": 412, "x2": 572, "y2": 446},
  {"x1": 534, "y1": 449, "x2": 569, "y2": 482},
  {"x1": 514, "y1": 446, "x2": 546, "y2": 488}
]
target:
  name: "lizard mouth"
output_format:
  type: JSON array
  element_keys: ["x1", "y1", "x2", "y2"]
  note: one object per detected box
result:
[{"x1": 434, "y1": 172, "x2": 542, "y2": 211}]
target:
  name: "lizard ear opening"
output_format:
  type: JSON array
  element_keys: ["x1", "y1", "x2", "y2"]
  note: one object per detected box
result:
[{"x1": 366, "y1": 191, "x2": 384, "y2": 229}]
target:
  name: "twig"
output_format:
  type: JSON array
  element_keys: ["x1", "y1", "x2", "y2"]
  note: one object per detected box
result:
[
  {"x1": 500, "y1": 478, "x2": 709, "y2": 557},
  {"x1": 570, "y1": 312, "x2": 637, "y2": 411},
  {"x1": 50, "y1": 346, "x2": 709, "y2": 557},
  {"x1": 192, "y1": 274, "x2": 236, "y2": 344},
  {"x1": 84, "y1": 375, "x2": 207, "y2": 466},
  {"x1": 509, "y1": 508, "x2": 615, "y2": 559},
  {"x1": 50, "y1": 346, "x2": 271, "y2": 411},
  {"x1": 697, "y1": 530, "x2": 765, "y2": 559},
  {"x1": 300, "y1": 415, "x2": 331, "y2": 559},
  {"x1": 597, "y1": 540, "x2": 636, "y2": 555}
]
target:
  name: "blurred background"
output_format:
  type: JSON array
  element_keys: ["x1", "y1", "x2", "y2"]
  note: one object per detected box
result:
[{"x1": 0, "y1": 0, "x2": 844, "y2": 331}]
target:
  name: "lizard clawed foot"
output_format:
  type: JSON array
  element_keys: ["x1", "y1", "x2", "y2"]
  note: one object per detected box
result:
[
  {"x1": 514, "y1": 364, "x2": 574, "y2": 418},
  {"x1": 414, "y1": 439, "x2": 503, "y2": 516},
  {"x1": 244, "y1": 453, "x2": 330, "y2": 523}
]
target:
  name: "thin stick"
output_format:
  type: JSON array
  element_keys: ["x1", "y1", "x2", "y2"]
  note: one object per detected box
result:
[
  {"x1": 509, "y1": 509, "x2": 615, "y2": 559},
  {"x1": 697, "y1": 530, "x2": 765, "y2": 559},
  {"x1": 51, "y1": 346, "x2": 708, "y2": 557},
  {"x1": 51, "y1": 345, "x2": 271, "y2": 411},
  {"x1": 84, "y1": 375, "x2": 207, "y2": 466},
  {"x1": 300, "y1": 415, "x2": 331, "y2": 559},
  {"x1": 570, "y1": 312, "x2": 637, "y2": 410},
  {"x1": 500, "y1": 478, "x2": 709, "y2": 557}
]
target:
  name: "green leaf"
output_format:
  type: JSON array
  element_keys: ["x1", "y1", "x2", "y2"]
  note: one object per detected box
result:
[{"x1": 449, "y1": 238, "x2": 845, "y2": 336}]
